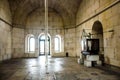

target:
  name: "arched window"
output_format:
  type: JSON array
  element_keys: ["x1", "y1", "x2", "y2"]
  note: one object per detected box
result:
[
  {"x1": 25, "y1": 34, "x2": 35, "y2": 53},
  {"x1": 38, "y1": 33, "x2": 51, "y2": 55},
  {"x1": 28, "y1": 37, "x2": 35, "y2": 52},
  {"x1": 54, "y1": 35, "x2": 61, "y2": 52}
]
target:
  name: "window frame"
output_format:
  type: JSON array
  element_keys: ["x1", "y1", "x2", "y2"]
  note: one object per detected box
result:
[
  {"x1": 28, "y1": 37, "x2": 35, "y2": 52},
  {"x1": 25, "y1": 34, "x2": 35, "y2": 53},
  {"x1": 54, "y1": 35, "x2": 61, "y2": 53}
]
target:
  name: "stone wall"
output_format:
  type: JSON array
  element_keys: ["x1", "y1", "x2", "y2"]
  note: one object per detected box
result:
[
  {"x1": 12, "y1": 28, "x2": 24, "y2": 58},
  {"x1": 76, "y1": 0, "x2": 120, "y2": 67},
  {"x1": 25, "y1": 8, "x2": 64, "y2": 57},
  {"x1": 64, "y1": 28, "x2": 76, "y2": 57},
  {"x1": 0, "y1": 0, "x2": 12, "y2": 61}
]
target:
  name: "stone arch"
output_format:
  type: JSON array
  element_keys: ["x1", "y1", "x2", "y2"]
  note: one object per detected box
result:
[
  {"x1": 92, "y1": 21, "x2": 104, "y2": 54},
  {"x1": 38, "y1": 33, "x2": 51, "y2": 55},
  {"x1": 25, "y1": 34, "x2": 35, "y2": 53}
]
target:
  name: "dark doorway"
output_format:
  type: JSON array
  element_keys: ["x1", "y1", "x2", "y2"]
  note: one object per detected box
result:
[
  {"x1": 92, "y1": 21, "x2": 104, "y2": 65},
  {"x1": 92, "y1": 21, "x2": 104, "y2": 52}
]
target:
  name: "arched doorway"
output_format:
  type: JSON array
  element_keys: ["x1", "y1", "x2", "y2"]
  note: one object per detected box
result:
[
  {"x1": 39, "y1": 34, "x2": 50, "y2": 56},
  {"x1": 92, "y1": 21, "x2": 104, "y2": 54}
]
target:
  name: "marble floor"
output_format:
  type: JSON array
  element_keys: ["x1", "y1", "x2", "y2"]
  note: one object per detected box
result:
[{"x1": 0, "y1": 56, "x2": 120, "y2": 80}]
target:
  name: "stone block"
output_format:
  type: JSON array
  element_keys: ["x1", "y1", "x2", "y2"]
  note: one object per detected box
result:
[
  {"x1": 84, "y1": 60, "x2": 92, "y2": 67},
  {"x1": 86, "y1": 55, "x2": 99, "y2": 61},
  {"x1": 97, "y1": 60, "x2": 102, "y2": 65}
]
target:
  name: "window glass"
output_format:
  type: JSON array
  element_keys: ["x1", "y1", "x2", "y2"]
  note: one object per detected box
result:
[
  {"x1": 29, "y1": 37, "x2": 35, "y2": 52},
  {"x1": 55, "y1": 37, "x2": 59, "y2": 51},
  {"x1": 54, "y1": 35, "x2": 61, "y2": 52}
]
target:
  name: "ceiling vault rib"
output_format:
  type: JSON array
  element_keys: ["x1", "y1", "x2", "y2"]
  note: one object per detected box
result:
[{"x1": 0, "y1": 17, "x2": 12, "y2": 27}]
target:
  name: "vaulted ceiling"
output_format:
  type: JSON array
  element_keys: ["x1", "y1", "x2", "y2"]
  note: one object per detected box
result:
[{"x1": 8, "y1": 0, "x2": 82, "y2": 28}]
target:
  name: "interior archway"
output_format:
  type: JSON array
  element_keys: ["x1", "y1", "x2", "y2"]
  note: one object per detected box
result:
[
  {"x1": 92, "y1": 21, "x2": 104, "y2": 54},
  {"x1": 38, "y1": 33, "x2": 51, "y2": 56}
]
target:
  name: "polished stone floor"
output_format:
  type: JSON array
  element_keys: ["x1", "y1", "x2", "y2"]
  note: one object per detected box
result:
[{"x1": 0, "y1": 56, "x2": 120, "y2": 80}]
